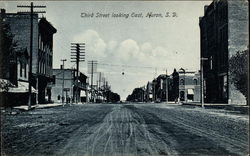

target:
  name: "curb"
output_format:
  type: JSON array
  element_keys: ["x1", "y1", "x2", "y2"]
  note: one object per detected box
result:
[{"x1": 182, "y1": 102, "x2": 249, "y2": 114}]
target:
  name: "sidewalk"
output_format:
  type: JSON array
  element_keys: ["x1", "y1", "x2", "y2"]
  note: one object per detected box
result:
[
  {"x1": 182, "y1": 102, "x2": 249, "y2": 114},
  {"x1": 11, "y1": 103, "x2": 63, "y2": 111}
]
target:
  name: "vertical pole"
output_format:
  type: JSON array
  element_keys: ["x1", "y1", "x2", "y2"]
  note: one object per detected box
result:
[
  {"x1": 99, "y1": 72, "x2": 101, "y2": 102},
  {"x1": 61, "y1": 59, "x2": 66, "y2": 105},
  {"x1": 28, "y1": 2, "x2": 33, "y2": 109},
  {"x1": 65, "y1": 90, "x2": 68, "y2": 104},
  {"x1": 184, "y1": 70, "x2": 186, "y2": 103},
  {"x1": 103, "y1": 78, "x2": 105, "y2": 102},
  {"x1": 166, "y1": 76, "x2": 168, "y2": 104},
  {"x1": 17, "y1": 3, "x2": 46, "y2": 109},
  {"x1": 96, "y1": 80, "x2": 98, "y2": 102},
  {"x1": 76, "y1": 44, "x2": 79, "y2": 104},
  {"x1": 153, "y1": 80, "x2": 156, "y2": 102},
  {"x1": 201, "y1": 59, "x2": 204, "y2": 108},
  {"x1": 91, "y1": 61, "x2": 93, "y2": 102},
  {"x1": 166, "y1": 70, "x2": 168, "y2": 104}
]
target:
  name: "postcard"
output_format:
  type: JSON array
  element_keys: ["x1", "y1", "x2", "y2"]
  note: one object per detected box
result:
[{"x1": 0, "y1": 0, "x2": 249, "y2": 156}]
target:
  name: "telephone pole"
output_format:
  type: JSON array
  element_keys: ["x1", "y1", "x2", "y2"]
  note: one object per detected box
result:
[
  {"x1": 88, "y1": 60, "x2": 97, "y2": 102},
  {"x1": 17, "y1": 3, "x2": 46, "y2": 110},
  {"x1": 201, "y1": 57, "x2": 208, "y2": 108},
  {"x1": 71, "y1": 43, "x2": 85, "y2": 104},
  {"x1": 99, "y1": 72, "x2": 102, "y2": 102},
  {"x1": 166, "y1": 69, "x2": 168, "y2": 104},
  {"x1": 61, "y1": 59, "x2": 67, "y2": 104}
]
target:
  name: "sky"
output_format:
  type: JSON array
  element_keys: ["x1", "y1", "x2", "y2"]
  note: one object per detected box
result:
[{"x1": 1, "y1": 1, "x2": 212, "y2": 100}]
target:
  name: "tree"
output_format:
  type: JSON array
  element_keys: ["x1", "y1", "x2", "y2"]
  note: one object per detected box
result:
[
  {"x1": 0, "y1": 15, "x2": 18, "y2": 85},
  {"x1": 229, "y1": 48, "x2": 249, "y2": 104}
]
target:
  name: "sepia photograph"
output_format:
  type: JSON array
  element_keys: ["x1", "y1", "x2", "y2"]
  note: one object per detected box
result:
[{"x1": 0, "y1": 0, "x2": 249, "y2": 155}]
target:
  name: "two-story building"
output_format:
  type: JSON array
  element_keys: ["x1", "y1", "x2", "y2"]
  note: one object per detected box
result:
[
  {"x1": 50, "y1": 68, "x2": 88, "y2": 103},
  {"x1": 178, "y1": 68, "x2": 200, "y2": 102}
]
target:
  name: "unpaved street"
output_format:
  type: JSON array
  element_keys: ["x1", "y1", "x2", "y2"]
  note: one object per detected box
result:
[{"x1": 1, "y1": 104, "x2": 249, "y2": 156}]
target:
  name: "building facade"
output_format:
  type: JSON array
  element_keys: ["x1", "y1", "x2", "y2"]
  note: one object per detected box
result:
[
  {"x1": 178, "y1": 68, "x2": 200, "y2": 102},
  {"x1": 1, "y1": 9, "x2": 57, "y2": 104},
  {"x1": 37, "y1": 18, "x2": 57, "y2": 103},
  {"x1": 199, "y1": 0, "x2": 248, "y2": 104},
  {"x1": 50, "y1": 68, "x2": 88, "y2": 103}
]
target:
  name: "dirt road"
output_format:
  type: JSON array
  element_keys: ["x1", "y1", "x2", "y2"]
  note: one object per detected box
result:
[{"x1": 2, "y1": 104, "x2": 249, "y2": 156}]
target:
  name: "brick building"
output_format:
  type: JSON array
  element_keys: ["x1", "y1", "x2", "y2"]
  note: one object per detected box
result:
[
  {"x1": 1, "y1": 9, "x2": 57, "y2": 104},
  {"x1": 199, "y1": 0, "x2": 248, "y2": 104},
  {"x1": 178, "y1": 68, "x2": 200, "y2": 102},
  {"x1": 37, "y1": 18, "x2": 57, "y2": 103}
]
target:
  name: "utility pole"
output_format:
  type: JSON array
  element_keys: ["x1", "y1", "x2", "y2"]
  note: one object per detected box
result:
[
  {"x1": 201, "y1": 57, "x2": 208, "y2": 108},
  {"x1": 102, "y1": 77, "x2": 105, "y2": 102},
  {"x1": 106, "y1": 81, "x2": 109, "y2": 102},
  {"x1": 17, "y1": 3, "x2": 46, "y2": 110},
  {"x1": 96, "y1": 80, "x2": 99, "y2": 102},
  {"x1": 71, "y1": 43, "x2": 85, "y2": 104},
  {"x1": 88, "y1": 60, "x2": 97, "y2": 102},
  {"x1": 99, "y1": 72, "x2": 102, "y2": 102},
  {"x1": 153, "y1": 79, "x2": 156, "y2": 103},
  {"x1": 153, "y1": 67, "x2": 157, "y2": 103},
  {"x1": 166, "y1": 69, "x2": 168, "y2": 104},
  {"x1": 61, "y1": 59, "x2": 67, "y2": 105}
]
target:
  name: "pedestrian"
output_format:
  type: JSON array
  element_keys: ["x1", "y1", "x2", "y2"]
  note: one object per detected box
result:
[
  {"x1": 57, "y1": 95, "x2": 60, "y2": 103},
  {"x1": 62, "y1": 96, "x2": 65, "y2": 106},
  {"x1": 67, "y1": 97, "x2": 70, "y2": 104}
]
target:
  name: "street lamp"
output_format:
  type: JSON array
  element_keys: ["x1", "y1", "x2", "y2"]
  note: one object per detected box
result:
[{"x1": 200, "y1": 57, "x2": 208, "y2": 108}]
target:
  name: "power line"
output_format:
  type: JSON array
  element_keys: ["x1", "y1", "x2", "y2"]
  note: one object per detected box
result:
[{"x1": 98, "y1": 63, "x2": 168, "y2": 70}]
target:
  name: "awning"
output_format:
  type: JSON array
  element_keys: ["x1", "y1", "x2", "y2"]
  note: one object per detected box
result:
[
  {"x1": 80, "y1": 90, "x2": 86, "y2": 97},
  {"x1": 0, "y1": 79, "x2": 16, "y2": 92},
  {"x1": 187, "y1": 89, "x2": 194, "y2": 95},
  {"x1": 8, "y1": 81, "x2": 37, "y2": 93}
]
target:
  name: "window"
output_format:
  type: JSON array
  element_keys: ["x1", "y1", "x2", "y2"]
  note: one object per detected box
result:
[
  {"x1": 180, "y1": 79, "x2": 185, "y2": 85},
  {"x1": 43, "y1": 62, "x2": 46, "y2": 74},
  {"x1": 210, "y1": 56, "x2": 213, "y2": 70},
  {"x1": 41, "y1": 41, "x2": 43, "y2": 51},
  {"x1": 19, "y1": 61, "x2": 22, "y2": 77},
  {"x1": 24, "y1": 63, "x2": 27, "y2": 78},
  {"x1": 194, "y1": 79, "x2": 198, "y2": 85},
  {"x1": 38, "y1": 35, "x2": 41, "y2": 49}
]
